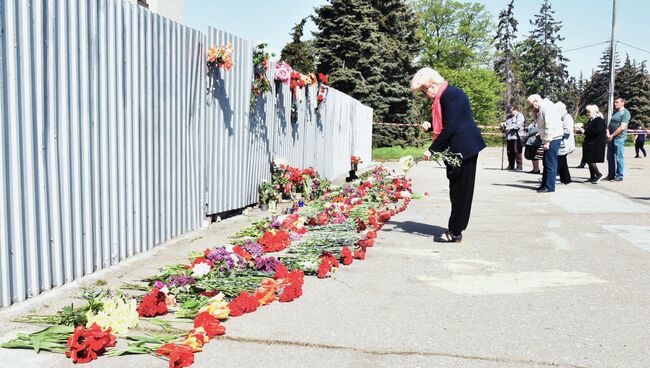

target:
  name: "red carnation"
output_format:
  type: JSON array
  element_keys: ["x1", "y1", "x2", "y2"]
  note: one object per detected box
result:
[
  {"x1": 233, "y1": 245, "x2": 252, "y2": 261},
  {"x1": 341, "y1": 246, "x2": 353, "y2": 265},
  {"x1": 366, "y1": 230, "x2": 376, "y2": 239},
  {"x1": 358, "y1": 238, "x2": 375, "y2": 248},
  {"x1": 353, "y1": 250, "x2": 366, "y2": 260},
  {"x1": 156, "y1": 343, "x2": 195, "y2": 368},
  {"x1": 66, "y1": 323, "x2": 116, "y2": 364},
  {"x1": 137, "y1": 288, "x2": 168, "y2": 317},
  {"x1": 274, "y1": 263, "x2": 289, "y2": 280},
  {"x1": 378, "y1": 211, "x2": 391, "y2": 223},
  {"x1": 258, "y1": 230, "x2": 291, "y2": 252},
  {"x1": 194, "y1": 311, "x2": 226, "y2": 338},
  {"x1": 228, "y1": 291, "x2": 258, "y2": 317},
  {"x1": 317, "y1": 253, "x2": 339, "y2": 279}
]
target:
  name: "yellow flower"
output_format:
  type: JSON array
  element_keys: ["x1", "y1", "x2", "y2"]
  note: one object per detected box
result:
[
  {"x1": 198, "y1": 293, "x2": 230, "y2": 319},
  {"x1": 86, "y1": 296, "x2": 139, "y2": 335},
  {"x1": 182, "y1": 327, "x2": 209, "y2": 352}
]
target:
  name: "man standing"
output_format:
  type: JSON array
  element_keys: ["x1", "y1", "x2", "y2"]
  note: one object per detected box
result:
[
  {"x1": 502, "y1": 106, "x2": 525, "y2": 171},
  {"x1": 606, "y1": 97, "x2": 631, "y2": 181},
  {"x1": 527, "y1": 94, "x2": 563, "y2": 193}
]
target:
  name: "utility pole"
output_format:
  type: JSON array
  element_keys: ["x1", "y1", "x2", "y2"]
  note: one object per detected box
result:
[{"x1": 607, "y1": 0, "x2": 617, "y2": 123}]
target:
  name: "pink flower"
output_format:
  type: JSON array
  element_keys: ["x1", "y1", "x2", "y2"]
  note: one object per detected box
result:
[{"x1": 274, "y1": 62, "x2": 292, "y2": 83}]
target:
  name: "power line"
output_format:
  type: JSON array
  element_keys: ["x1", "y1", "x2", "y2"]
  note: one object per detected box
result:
[
  {"x1": 617, "y1": 40, "x2": 650, "y2": 55},
  {"x1": 563, "y1": 41, "x2": 609, "y2": 53}
]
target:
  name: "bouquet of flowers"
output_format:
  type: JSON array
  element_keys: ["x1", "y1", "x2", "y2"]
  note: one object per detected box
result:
[
  {"x1": 251, "y1": 43, "x2": 273, "y2": 108},
  {"x1": 207, "y1": 43, "x2": 234, "y2": 72},
  {"x1": 274, "y1": 62, "x2": 292, "y2": 84}
]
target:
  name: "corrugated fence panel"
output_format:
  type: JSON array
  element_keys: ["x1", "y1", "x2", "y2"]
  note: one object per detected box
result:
[
  {"x1": 0, "y1": 0, "x2": 372, "y2": 308},
  {"x1": 204, "y1": 27, "x2": 256, "y2": 214},
  {"x1": 0, "y1": 0, "x2": 205, "y2": 307}
]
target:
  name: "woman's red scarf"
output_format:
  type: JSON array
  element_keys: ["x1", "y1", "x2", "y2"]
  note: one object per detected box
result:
[{"x1": 430, "y1": 82, "x2": 449, "y2": 137}]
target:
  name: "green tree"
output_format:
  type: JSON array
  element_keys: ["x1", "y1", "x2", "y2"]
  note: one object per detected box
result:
[
  {"x1": 493, "y1": 0, "x2": 521, "y2": 116},
  {"x1": 518, "y1": 0, "x2": 569, "y2": 100},
  {"x1": 581, "y1": 44, "x2": 619, "y2": 114},
  {"x1": 616, "y1": 57, "x2": 650, "y2": 127},
  {"x1": 313, "y1": 0, "x2": 423, "y2": 147},
  {"x1": 370, "y1": 0, "x2": 422, "y2": 147},
  {"x1": 281, "y1": 18, "x2": 316, "y2": 73},
  {"x1": 415, "y1": 0, "x2": 494, "y2": 69},
  {"x1": 313, "y1": 0, "x2": 383, "y2": 109}
]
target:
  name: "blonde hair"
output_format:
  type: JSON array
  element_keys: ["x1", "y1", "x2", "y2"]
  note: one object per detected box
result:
[
  {"x1": 585, "y1": 104, "x2": 603, "y2": 118},
  {"x1": 527, "y1": 94, "x2": 542, "y2": 104},
  {"x1": 556, "y1": 101, "x2": 567, "y2": 116},
  {"x1": 410, "y1": 67, "x2": 445, "y2": 92}
]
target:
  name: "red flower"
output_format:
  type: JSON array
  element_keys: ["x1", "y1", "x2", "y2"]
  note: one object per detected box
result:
[
  {"x1": 194, "y1": 312, "x2": 226, "y2": 338},
  {"x1": 317, "y1": 94, "x2": 325, "y2": 103},
  {"x1": 156, "y1": 343, "x2": 195, "y2": 368},
  {"x1": 366, "y1": 230, "x2": 376, "y2": 239},
  {"x1": 66, "y1": 323, "x2": 116, "y2": 364},
  {"x1": 137, "y1": 288, "x2": 168, "y2": 317},
  {"x1": 317, "y1": 253, "x2": 339, "y2": 279},
  {"x1": 355, "y1": 219, "x2": 367, "y2": 232},
  {"x1": 273, "y1": 263, "x2": 289, "y2": 280},
  {"x1": 276, "y1": 269, "x2": 305, "y2": 302},
  {"x1": 358, "y1": 238, "x2": 374, "y2": 248},
  {"x1": 341, "y1": 246, "x2": 353, "y2": 265},
  {"x1": 233, "y1": 245, "x2": 252, "y2": 261},
  {"x1": 228, "y1": 291, "x2": 258, "y2": 317},
  {"x1": 258, "y1": 230, "x2": 291, "y2": 252},
  {"x1": 378, "y1": 211, "x2": 391, "y2": 223},
  {"x1": 318, "y1": 73, "x2": 329, "y2": 85},
  {"x1": 353, "y1": 250, "x2": 366, "y2": 260},
  {"x1": 254, "y1": 278, "x2": 278, "y2": 306},
  {"x1": 317, "y1": 212, "x2": 329, "y2": 226}
]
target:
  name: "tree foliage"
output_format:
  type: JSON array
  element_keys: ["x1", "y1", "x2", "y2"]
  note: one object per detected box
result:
[
  {"x1": 517, "y1": 0, "x2": 568, "y2": 100},
  {"x1": 414, "y1": 0, "x2": 494, "y2": 69},
  {"x1": 281, "y1": 18, "x2": 316, "y2": 74},
  {"x1": 493, "y1": 0, "x2": 522, "y2": 115},
  {"x1": 313, "y1": 0, "x2": 422, "y2": 147}
]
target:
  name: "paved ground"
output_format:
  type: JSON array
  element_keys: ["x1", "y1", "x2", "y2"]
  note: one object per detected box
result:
[{"x1": 1, "y1": 147, "x2": 649, "y2": 368}]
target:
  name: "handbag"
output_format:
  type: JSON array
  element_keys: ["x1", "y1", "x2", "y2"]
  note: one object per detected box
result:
[{"x1": 524, "y1": 136, "x2": 542, "y2": 160}]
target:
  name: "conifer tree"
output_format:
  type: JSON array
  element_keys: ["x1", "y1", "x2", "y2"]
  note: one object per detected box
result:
[
  {"x1": 518, "y1": 0, "x2": 569, "y2": 100},
  {"x1": 313, "y1": 0, "x2": 383, "y2": 107},
  {"x1": 281, "y1": 18, "x2": 316, "y2": 73},
  {"x1": 494, "y1": 0, "x2": 520, "y2": 113},
  {"x1": 313, "y1": 0, "x2": 422, "y2": 147}
]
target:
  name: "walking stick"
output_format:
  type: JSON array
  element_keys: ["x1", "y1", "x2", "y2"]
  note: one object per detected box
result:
[{"x1": 500, "y1": 134, "x2": 505, "y2": 170}]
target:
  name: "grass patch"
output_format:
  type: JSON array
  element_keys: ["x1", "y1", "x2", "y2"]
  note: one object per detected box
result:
[{"x1": 372, "y1": 145, "x2": 429, "y2": 161}]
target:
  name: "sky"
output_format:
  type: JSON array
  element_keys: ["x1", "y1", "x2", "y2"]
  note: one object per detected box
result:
[{"x1": 185, "y1": 0, "x2": 650, "y2": 79}]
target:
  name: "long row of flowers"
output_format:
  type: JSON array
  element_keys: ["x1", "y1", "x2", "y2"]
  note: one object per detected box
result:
[{"x1": 2, "y1": 163, "x2": 412, "y2": 368}]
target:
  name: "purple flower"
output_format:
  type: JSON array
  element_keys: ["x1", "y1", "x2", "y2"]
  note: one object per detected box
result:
[
  {"x1": 168, "y1": 275, "x2": 196, "y2": 287},
  {"x1": 242, "y1": 241, "x2": 264, "y2": 258},
  {"x1": 255, "y1": 256, "x2": 280, "y2": 272},
  {"x1": 154, "y1": 281, "x2": 166, "y2": 289},
  {"x1": 206, "y1": 246, "x2": 235, "y2": 271}
]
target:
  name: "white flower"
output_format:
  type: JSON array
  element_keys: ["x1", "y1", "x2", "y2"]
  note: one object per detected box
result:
[
  {"x1": 399, "y1": 156, "x2": 416, "y2": 173},
  {"x1": 159, "y1": 286, "x2": 170, "y2": 295},
  {"x1": 192, "y1": 262, "x2": 211, "y2": 278}
]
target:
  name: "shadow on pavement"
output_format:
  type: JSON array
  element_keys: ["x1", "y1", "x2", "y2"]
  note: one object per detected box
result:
[
  {"x1": 384, "y1": 220, "x2": 447, "y2": 237},
  {"x1": 492, "y1": 183, "x2": 537, "y2": 190}
]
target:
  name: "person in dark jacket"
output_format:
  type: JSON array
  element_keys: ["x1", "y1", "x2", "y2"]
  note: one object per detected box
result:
[
  {"x1": 410, "y1": 67, "x2": 486, "y2": 243},
  {"x1": 579, "y1": 104, "x2": 607, "y2": 183}
]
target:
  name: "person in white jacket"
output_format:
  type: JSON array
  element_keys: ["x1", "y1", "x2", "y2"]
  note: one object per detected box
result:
[
  {"x1": 556, "y1": 101, "x2": 575, "y2": 184},
  {"x1": 528, "y1": 94, "x2": 563, "y2": 193}
]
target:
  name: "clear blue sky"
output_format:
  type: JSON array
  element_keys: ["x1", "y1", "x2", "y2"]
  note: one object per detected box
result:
[{"x1": 185, "y1": 0, "x2": 650, "y2": 79}]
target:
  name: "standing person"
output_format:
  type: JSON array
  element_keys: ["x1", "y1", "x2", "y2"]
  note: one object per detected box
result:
[
  {"x1": 501, "y1": 106, "x2": 525, "y2": 170},
  {"x1": 527, "y1": 94, "x2": 563, "y2": 193},
  {"x1": 410, "y1": 67, "x2": 486, "y2": 243},
  {"x1": 606, "y1": 97, "x2": 631, "y2": 181},
  {"x1": 580, "y1": 105, "x2": 607, "y2": 183},
  {"x1": 634, "y1": 127, "x2": 647, "y2": 158},
  {"x1": 556, "y1": 102, "x2": 575, "y2": 184}
]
